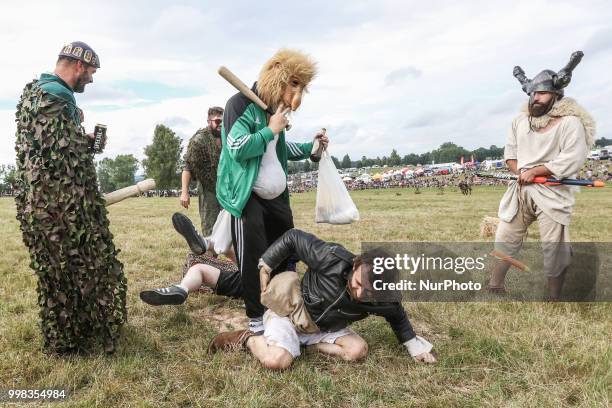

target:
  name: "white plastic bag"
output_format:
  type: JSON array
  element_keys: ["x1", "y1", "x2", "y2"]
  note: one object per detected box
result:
[
  {"x1": 210, "y1": 209, "x2": 233, "y2": 255},
  {"x1": 315, "y1": 151, "x2": 360, "y2": 224}
]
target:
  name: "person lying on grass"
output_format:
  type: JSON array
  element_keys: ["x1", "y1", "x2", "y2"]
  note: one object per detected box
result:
[{"x1": 140, "y1": 215, "x2": 436, "y2": 369}]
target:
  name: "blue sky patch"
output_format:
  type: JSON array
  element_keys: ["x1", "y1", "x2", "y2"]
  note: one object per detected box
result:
[
  {"x1": 111, "y1": 80, "x2": 204, "y2": 101},
  {"x1": 0, "y1": 100, "x2": 17, "y2": 110},
  {"x1": 77, "y1": 80, "x2": 206, "y2": 110}
]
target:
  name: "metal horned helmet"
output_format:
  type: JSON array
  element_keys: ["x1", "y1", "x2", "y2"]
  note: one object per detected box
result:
[{"x1": 513, "y1": 51, "x2": 584, "y2": 97}]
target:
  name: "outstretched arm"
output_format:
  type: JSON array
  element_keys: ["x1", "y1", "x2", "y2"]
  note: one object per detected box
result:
[
  {"x1": 180, "y1": 170, "x2": 191, "y2": 208},
  {"x1": 374, "y1": 304, "x2": 436, "y2": 363}
]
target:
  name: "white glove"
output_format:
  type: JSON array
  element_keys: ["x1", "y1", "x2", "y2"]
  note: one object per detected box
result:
[{"x1": 403, "y1": 335, "x2": 433, "y2": 357}]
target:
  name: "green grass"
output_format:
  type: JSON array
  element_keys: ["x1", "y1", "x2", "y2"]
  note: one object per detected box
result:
[{"x1": 1, "y1": 186, "x2": 611, "y2": 407}]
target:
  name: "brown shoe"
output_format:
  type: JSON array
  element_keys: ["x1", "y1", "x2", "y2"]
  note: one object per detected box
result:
[{"x1": 207, "y1": 329, "x2": 255, "y2": 354}]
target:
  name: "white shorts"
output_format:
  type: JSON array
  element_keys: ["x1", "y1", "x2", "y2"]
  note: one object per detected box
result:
[{"x1": 263, "y1": 310, "x2": 355, "y2": 357}]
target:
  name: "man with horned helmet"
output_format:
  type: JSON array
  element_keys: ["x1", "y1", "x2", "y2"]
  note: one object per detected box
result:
[
  {"x1": 488, "y1": 51, "x2": 595, "y2": 299},
  {"x1": 207, "y1": 49, "x2": 328, "y2": 333}
]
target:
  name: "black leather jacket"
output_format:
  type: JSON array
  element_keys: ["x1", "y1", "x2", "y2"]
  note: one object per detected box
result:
[{"x1": 261, "y1": 229, "x2": 416, "y2": 343}]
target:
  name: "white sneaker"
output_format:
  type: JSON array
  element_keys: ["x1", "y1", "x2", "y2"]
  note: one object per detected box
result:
[{"x1": 248, "y1": 317, "x2": 264, "y2": 334}]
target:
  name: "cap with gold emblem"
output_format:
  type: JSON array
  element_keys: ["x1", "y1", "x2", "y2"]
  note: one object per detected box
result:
[{"x1": 58, "y1": 41, "x2": 100, "y2": 68}]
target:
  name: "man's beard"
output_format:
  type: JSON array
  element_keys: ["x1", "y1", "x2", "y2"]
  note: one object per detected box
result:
[
  {"x1": 211, "y1": 127, "x2": 221, "y2": 138},
  {"x1": 73, "y1": 74, "x2": 87, "y2": 93},
  {"x1": 528, "y1": 97, "x2": 556, "y2": 117}
]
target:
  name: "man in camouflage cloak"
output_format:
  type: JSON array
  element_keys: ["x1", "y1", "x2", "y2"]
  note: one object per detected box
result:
[
  {"x1": 14, "y1": 41, "x2": 126, "y2": 354},
  {"x1": 180, "y1": 106, "x2": 224, "y2": 236}
]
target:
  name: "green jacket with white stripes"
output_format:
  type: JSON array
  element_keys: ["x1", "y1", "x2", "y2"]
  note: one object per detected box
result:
[{"x1": 216, "y1": 83, "x2": 313, "y2": 217}]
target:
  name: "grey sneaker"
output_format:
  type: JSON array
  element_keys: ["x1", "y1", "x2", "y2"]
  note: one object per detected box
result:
[
  {"x1": 248, "y1": 317, "x2": 264, "y2": 334},
  {"x1": 140, "y1": 285, "x2": 188, "y2": 306},
  {"x1": 172, "y1": 212, "x2": 209, "y2": 255}
]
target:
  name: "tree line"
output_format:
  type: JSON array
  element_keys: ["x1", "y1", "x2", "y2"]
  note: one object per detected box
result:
[
  {"x1": 1, "y1": 124, "x2": 182, "y2": 195},
  {"x1": 2, "y1": 131, "x2": 609, "y2": 194},
  {"x1": 94, "y1": 124, "x2": 182, "y2": 193},
  {"x1": 288, "y1": 142, "x2": 506, "y2": 174},
  {"x1": 0, "y1": 164, "x2": 17, "y2": 195},
  {"x1": 286, "y1": 137, "x2": 611, "y2": 174}
]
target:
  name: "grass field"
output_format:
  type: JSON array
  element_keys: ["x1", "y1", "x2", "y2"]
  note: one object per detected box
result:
[{"x1": 1, "y1": 186, "x2": 611, "y2": 407}]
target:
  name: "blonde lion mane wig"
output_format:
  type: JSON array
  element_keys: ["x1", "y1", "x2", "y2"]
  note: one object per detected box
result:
[{"x1": 257, "y1": 48, "x2": 317, "y2": 108}]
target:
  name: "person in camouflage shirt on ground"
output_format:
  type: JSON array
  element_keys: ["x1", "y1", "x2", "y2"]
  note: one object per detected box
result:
[
  {"x1": 180, "y1": 106, "x2": 224, "y2": 236},
  {"x1": 14, "y1": 41, "x2": 126, "y2": 354}
]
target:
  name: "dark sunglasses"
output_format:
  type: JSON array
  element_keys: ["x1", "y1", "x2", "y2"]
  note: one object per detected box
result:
[{"x1": 210, "y1": 119, "x2": 222, "y2": 125}]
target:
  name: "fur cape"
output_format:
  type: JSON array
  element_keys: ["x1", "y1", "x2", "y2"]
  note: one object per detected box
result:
[
  {"x1": 522, "y1": 97, "x2": 596, "y2": 148},
  {"x1": 257, "y1": 49, "x2": 317, "y2": 108}
]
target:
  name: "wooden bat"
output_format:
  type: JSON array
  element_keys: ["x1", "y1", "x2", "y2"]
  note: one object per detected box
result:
[
  {"x1": 104, "y1": 179, "x2": 156, "y2": 206},
  {"x1": 490, "y1": 249, "x2": 530, "y2": 272},
  {"x1": 218, "y1": 66, "x2": 291, "y2": 129},
  {"x1": 218, "y1": 66, "x2": 272, "y2": 114}
]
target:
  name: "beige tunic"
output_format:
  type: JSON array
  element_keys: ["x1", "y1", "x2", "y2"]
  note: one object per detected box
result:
[{"x1": 498, "y1": 113, "x2": 588, "y2": 226}]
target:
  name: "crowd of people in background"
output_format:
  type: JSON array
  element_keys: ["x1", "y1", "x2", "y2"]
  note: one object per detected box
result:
[
  {"x1": 286, "y1": 160, "x2": 612, "y2": 194},
  {"x1": 288, "y1": 172, "x2": 509, "y2": 194},
  {"x1": 2, "y1": 155, "x2": 610, "y2": 200}
]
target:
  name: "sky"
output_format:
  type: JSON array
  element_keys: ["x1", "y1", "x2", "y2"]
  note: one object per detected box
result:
[{"x1": 1, "y1": 0, "x2": 611, "y2": 167}]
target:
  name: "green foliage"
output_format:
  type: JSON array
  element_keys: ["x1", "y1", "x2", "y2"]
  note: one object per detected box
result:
[
  {"x1": 97, "y1": 155, "x2": 139, "y2": 193},
  {"x1": 288, "y1": 160, "x2": 317, "y2": 174},
  {"x1": 113, "y1": 154, "x2": 139, "y2": 189},
  {"x1": 97, "y1": 158, "x2": 116, "y2": 193},
  {"x1": 287, "y1": 161, "x2": 300, "y2": 174},
  {"x1": 430, "y1": 142, "x2": 470, "y2": 163},
  {"x1": 331, "y1": 155, "x2": 341, "y2": 168},
  {"x1": 142, "y1": 124, "x2": 182, "y2": 190},
  {"x1": 0, "y1": 164, "x2": 17, "y2": 195},
  {"x1": 341, "y1": 154, "x2": 352, "y2": 168},
  {"x1": 388, "y1": 149, "x2": 401, "y2": 166},
  {"x1": 298, "y1": 143, "x2": 507, "y2": 171},
  {"x1": 594, "y1": 137, "x2": 612, "y2": 148},
  {"x1": 13, "y1": 79, "x2": 126, "y2": 354}
]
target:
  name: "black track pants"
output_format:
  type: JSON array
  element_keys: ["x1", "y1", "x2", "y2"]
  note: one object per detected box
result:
[{"x1": 231, "y1": 193, "x2": 294, "y2": 318}]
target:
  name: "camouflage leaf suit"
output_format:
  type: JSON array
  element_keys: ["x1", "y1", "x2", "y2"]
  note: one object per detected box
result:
[
  {"x1": 14, "y1": 73, "x2": 126, "y2": 354},
  {"x1": 183, "y1": 127, "x2": 222, "y2": 235}
]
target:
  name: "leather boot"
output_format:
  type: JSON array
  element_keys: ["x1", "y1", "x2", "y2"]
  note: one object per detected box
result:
[{"x1": 208, "y1": 329, "x2": 255, "y2": 354}]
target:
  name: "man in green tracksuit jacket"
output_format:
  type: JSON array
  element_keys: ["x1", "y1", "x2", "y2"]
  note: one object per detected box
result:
[{"x1": 216, "y1": 49, "x2": 328, "y2": 332}]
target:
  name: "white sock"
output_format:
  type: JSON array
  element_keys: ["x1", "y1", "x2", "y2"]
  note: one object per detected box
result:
[{"x1": 176, "y1": 283, "x2": 189, "y2": 295}]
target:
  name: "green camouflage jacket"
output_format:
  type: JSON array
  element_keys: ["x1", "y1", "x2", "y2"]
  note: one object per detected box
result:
[{"x1": 183, "y1": 127, "x2": 221, "y2": 192}]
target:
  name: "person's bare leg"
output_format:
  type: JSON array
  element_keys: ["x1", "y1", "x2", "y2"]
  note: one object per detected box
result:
[
  {"x1": 245, "y1": 336, "x2": 293, "y2": 370},
  {"x1": 309, "y1": 334, "x2": 368, "y2": 361},
  {"x1": 488, "y1": 261, "x2": 511, "y2": 291},
  {"x1": 180, "y1": 264, "x2": 221, "y2": 293},
  {"x1": 140, "y1": 263, "x2": 221, "y2": 306}
]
